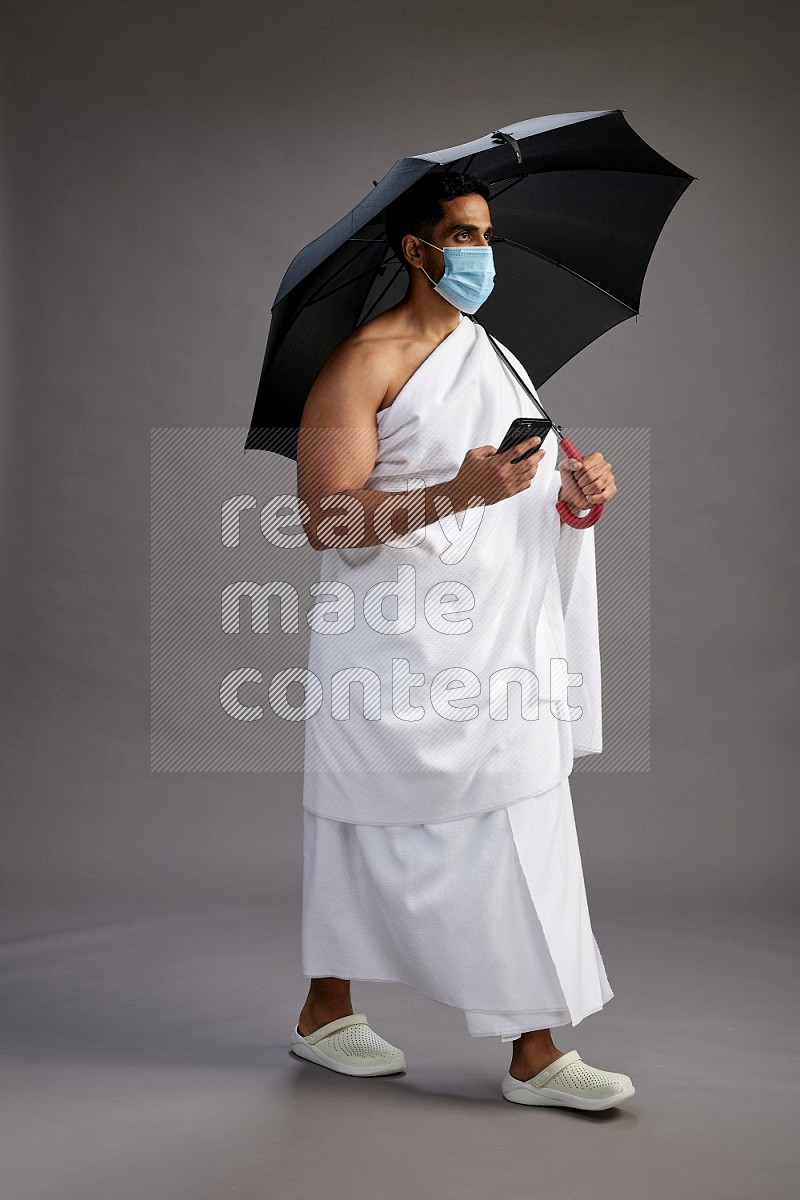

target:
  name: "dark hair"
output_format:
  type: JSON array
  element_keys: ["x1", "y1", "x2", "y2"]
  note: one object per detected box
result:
[{"x1": 383, "y1": 171, "x2": 491, "y2": 272}]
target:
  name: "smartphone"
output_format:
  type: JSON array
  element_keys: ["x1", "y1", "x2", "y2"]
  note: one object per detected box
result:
[{"x1": 496, "y1": 417, "x2": 554, "y2": 463}]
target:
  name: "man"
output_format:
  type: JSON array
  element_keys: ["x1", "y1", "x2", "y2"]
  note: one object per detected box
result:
[{"x1": 289, "y1": 172, "x2": 634, "y2": 1110}]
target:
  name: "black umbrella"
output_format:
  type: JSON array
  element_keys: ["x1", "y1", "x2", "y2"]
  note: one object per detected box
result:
[{"x1": 245, "y1": 108, "x2": 694, "y2": 521}]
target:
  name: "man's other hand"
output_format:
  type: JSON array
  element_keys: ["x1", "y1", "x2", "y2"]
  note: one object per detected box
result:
[{"x1": 558, "y1": 451, "x2": 617, "y2": 514}]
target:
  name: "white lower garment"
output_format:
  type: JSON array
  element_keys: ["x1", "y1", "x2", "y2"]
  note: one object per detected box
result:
[{"x1": 301, "y1": 774, "x2": 614, "y2": 1040}]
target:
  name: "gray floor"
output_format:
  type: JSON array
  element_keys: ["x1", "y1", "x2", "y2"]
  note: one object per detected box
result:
[{"x1": 1, "y1": 898, "x2": 796, "y2": 1200}]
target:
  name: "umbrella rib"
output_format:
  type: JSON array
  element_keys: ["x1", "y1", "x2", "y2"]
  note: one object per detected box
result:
[
  {"x1": 358, "y1": 261, "x2": 406, "y2": 325},
  {"x1": 488, "y1": 175, "x2": 528, "y2": 201},
  {"x1": 304, "y1": 263, "x2": 389, "y2": 306},
  {"x1": 497, "y1": 235, "x2": 639, "y2": 314},
  {"x1": 301, "y1": 238, "x2": 379, "y2": 307}
]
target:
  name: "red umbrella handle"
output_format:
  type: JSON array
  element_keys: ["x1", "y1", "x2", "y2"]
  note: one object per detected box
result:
[{"x1": 555, "y1": 435, "x2": 604, "y2": 529}]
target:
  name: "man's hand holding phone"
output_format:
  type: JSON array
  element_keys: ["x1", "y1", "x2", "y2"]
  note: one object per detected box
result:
[{"x1": 447, "y1": 431, "x2": 546, "y2": 509}]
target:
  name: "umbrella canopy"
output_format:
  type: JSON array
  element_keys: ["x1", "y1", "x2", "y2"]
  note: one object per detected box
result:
[{"x1": 245, "y1": 108, "x2": 695, "y2": 459}]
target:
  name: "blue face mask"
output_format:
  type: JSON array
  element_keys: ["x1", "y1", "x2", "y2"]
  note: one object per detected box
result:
[{"x1": 415, "y1": 236, "x2": 495, "y2": 314}]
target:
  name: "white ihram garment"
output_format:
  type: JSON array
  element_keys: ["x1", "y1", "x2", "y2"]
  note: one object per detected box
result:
[
  {"x1": 300, "y1": 312, "x2": 613, "y2": 1037},
  {"x1": 301, "y1": 311, "x2": 602, "y2": 825},
  {"x1": 302, "y1": 774, "x2": 614, "y2": 1039}
]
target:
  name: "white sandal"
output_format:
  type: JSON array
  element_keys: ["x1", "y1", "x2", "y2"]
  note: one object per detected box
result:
[
  {"x1": 501, "y1": 1049, "x2": 635, "y2": 1111},
  {"x1": 289, "y1": 1013, "x2": 406, "y2": 1077}
]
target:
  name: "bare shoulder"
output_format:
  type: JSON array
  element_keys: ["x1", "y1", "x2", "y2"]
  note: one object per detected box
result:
[
  {"x1": 302, "y1": 309, "x2": 412, "y2": 422},
  {"x1": 305, "y1": 302, "x2": 465, "y2": 425}
]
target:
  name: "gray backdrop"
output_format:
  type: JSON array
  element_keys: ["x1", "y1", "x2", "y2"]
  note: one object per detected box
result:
[
  {"x1": 2, "y1": 2, "x2": 798, "y2": 1198},
  {"x1": 3, "y1": 0, "x2": 797, "y2": 916}
]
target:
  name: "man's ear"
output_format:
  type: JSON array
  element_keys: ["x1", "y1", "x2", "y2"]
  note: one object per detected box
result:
[{"x1": 402, "y1": 234, "x2": 423, "y2": 269}]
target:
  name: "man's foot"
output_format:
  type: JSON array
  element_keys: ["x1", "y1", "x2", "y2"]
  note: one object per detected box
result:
[
  {"x1": 290, "y1": 1013, "x2": 407, "y2": 1077},
  {"x1": 297, "y1": 1001, "x2": 355, "y2": 1038},
  {"x1": 508, "y1": 1036, "x2": 566, "y2": 1082},
  {"x1": 508, "y1": 1048, "x2": 566, "y2": 1081},
  {"x1": 297, "y1": 977, "x2": 355, "y2": 1037},
  {"x1": 502, "y1": 1049, "x2": 635, "y2": 1110}
]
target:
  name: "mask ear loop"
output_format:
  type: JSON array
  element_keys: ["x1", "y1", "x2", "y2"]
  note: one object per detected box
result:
[{"x1": 413, "y1": 236, "x2": 443, "y2": 288}]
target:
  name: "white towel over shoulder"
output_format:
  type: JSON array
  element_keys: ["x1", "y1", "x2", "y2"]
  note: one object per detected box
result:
[{"x1": 301, "y1": 312, "x2": 602, "y2": 825}]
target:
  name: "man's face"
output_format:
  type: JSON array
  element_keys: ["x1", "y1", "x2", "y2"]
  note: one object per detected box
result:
[{"x1": 412, "y1": 193, "x2": 494, "y2": 281}]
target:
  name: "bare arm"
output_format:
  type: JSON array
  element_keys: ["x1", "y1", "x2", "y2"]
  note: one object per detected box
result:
[{"x1": 297, "y1": 338, "x2": 548, "y2": 551}]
